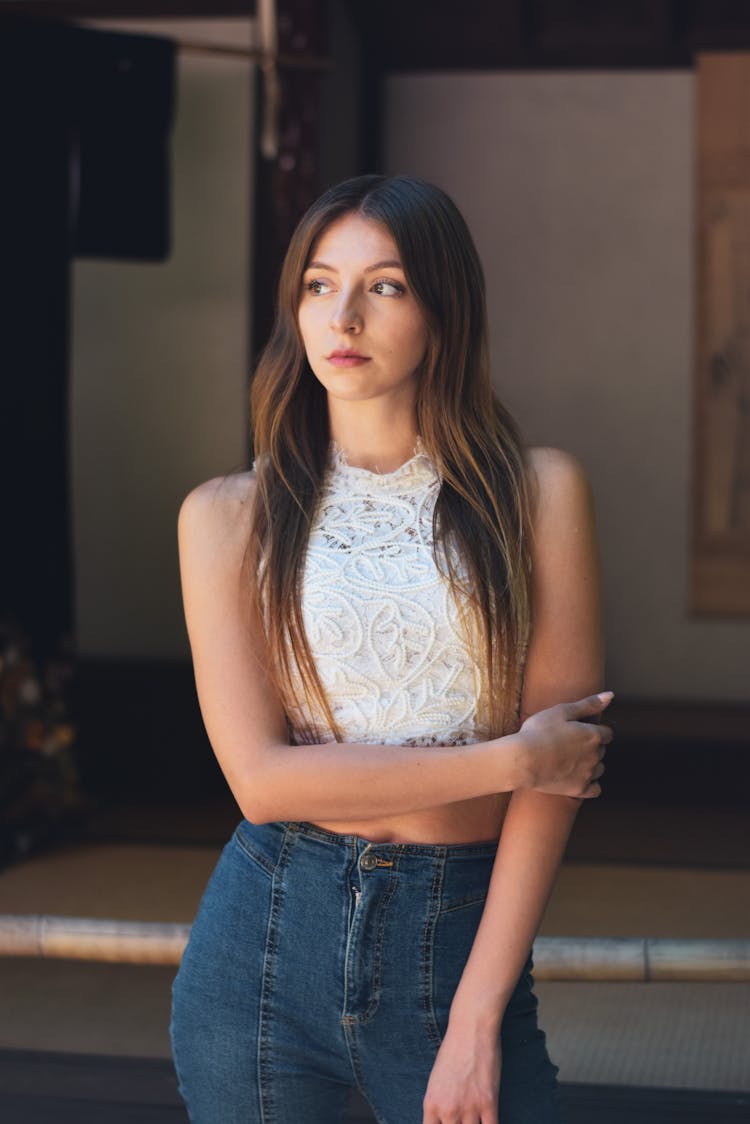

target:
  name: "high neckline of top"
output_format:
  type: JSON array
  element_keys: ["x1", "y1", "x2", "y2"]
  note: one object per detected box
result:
[{"x1": 327, "y1": 435, "x2": 437, "y2": 485}]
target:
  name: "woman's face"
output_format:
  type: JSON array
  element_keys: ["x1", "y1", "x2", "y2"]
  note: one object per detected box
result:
[{"x1": 297, "y1": 212, "x2": 428, "y2": 408}]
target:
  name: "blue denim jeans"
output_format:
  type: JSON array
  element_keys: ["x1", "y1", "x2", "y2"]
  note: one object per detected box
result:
[{"x1": 170, "y1": 819, "x2": 562, "y2": 1123}]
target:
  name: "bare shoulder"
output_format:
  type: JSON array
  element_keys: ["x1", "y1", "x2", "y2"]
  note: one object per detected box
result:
[
  {"x1": 524, "y1": 445, "x2": 590, "y2": 496},
  {"x1": 178, "y1": 469, "x2": 258, "y2": 568},
  {"x1": 179, "y1": 469, "x2": 257, "y2": 523},
  {"x1": 523, "y1": 445, "x2": 593, "y2": 532}
]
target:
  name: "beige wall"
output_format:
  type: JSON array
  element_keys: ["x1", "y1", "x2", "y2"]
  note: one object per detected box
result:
[
  {"x1": 384, "y1": 71, "x2": 750, "y2": 702},
  {"x1": 71, "y1": 23, "x2": 254, "y2": 658}
]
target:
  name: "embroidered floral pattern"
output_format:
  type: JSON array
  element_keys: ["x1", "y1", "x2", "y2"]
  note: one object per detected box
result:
[{"x1": 286, "y1": 441, "x2": 486, "y2": 747}]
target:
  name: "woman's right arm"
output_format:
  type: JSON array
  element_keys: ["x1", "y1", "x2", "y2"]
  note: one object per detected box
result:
[{"x1": 178, "y1": 475, "x2": 610, "y2": 825}]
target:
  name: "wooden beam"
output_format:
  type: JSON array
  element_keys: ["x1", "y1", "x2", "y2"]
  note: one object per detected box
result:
[
  {"x1": 346, "y1": 0, "x2": 750, "y2": 71},
  {"x1": 0, "y1": 1, "x2": 255, "y2": 17}
]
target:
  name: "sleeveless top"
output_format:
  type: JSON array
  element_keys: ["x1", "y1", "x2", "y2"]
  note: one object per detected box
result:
[{"x1": 280, "y1": 438, "x2": 490, "y2": 748}]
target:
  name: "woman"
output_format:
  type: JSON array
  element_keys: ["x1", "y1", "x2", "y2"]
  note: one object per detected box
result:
[{"x1": 170, "y1": 174, "x2": 612, "y2": 1124}]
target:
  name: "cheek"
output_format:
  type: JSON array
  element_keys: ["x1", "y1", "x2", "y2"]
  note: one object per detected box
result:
[
  {"x1": 297, "y1": 308, "x2": 318, "y2": 354},
  {"x1": 382, "y1": 307, "x2": 426, "y2": 354},
  {"x1": 404, "y1": 307, "x2": 428, "y2": 351},
  {"x1": 401, "y1": 321, "x2": 428, "y2": 365}
]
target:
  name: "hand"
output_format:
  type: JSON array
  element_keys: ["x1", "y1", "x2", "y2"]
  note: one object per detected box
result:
[
  {"x1": 515, "y1": 691, "x2": 613, "y2": 798},
  {"x1": 423, "y1": 1024, "x2": 502, "y2": 1124}
]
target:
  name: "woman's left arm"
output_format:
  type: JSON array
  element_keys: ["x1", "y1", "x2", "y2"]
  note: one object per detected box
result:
[{"x1": 423, "y1": 447, "x2": 606, "y2": 1122}]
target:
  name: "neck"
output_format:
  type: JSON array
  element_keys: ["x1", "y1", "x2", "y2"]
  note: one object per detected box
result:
[{"x1": 327, "y1": 401, "x2": 420, "y2": 474}]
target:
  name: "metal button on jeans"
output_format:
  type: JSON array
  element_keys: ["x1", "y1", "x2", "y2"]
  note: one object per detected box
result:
[{"x1": 360, "y1": 852, "x2": 377, "y2": 872}]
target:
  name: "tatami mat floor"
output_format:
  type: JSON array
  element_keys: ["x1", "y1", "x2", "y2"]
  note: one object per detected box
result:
[
  {"x1": 0, "y1": 805, "x2": 748, "y2": 1096},
  {"x1": 1, "y1": 957, "x2": 749, "y2": 1096},
  {"x1": 0, "y1": 839, "x2": 748, "y2": 937}
]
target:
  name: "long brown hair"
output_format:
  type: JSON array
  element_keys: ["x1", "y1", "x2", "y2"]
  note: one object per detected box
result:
[{"x1": 247, "y1": 175, "x2": 532, "y2": 742}]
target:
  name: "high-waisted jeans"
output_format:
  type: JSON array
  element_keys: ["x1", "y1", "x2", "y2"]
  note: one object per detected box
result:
[{"x1": 170, "y1": 819, "x2": 563, "y2": 1123}]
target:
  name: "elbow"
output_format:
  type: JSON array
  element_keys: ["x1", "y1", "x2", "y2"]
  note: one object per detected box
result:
[
  {"x1": 234, "y1": 766, "x2": 284, "y2": 825},
  {"x1": 225, "y1": 742, "x2": 293, "y2": 826},
  {"x1": 237, "y1": 789, "x2": 278, "y2": 826},
  {"x1": 240, "y1": 810, "x2": 277, "y2": 827}
]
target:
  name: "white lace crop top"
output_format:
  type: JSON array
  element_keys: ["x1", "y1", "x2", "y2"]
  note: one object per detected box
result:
[{"x1": 281, "y1": 438, "x2": 489, "y2": 748}]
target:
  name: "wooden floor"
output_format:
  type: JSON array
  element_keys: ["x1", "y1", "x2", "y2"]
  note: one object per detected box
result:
[{"x1": 1, "y1": 1049, "x2": 748, "y2": 1124}]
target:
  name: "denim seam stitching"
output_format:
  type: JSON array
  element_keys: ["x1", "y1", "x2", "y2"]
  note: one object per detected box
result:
[
  {"x1": 233, "y1": 828, "x2": 277, "y2": 879},
  {"x1": 439, "y1": 892, "x2": 489, "y2": 914},
  {"x1": 257, "y1": 824, "x2": 295, "y2": 1124},
  {"x1": 341, "y1": 837, "x2": 363, "y2": 1027},
  {"x1": 421, "y1": 849, "x2": 446, "y2": 1050},
  {"x1": 357, "y1": 851, "x2": 400, "y2": 1023},
  {"x1": 341, "y1": 1022, "x2": 378, "y2": 1114},
  {"x1": 343, "y1": 849, "x2": 400, "y2": 1026}
]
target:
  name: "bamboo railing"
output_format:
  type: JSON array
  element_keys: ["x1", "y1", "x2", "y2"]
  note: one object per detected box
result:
[
  {"x1": 532, "y1": 936, "x2": 750, "y2": 981},
  {"x1": 0, "y1": 916, "x2": 189, "y2": 966},
  {"x1": 0, "y1": 915, "x2": 748, "y2": 981}
]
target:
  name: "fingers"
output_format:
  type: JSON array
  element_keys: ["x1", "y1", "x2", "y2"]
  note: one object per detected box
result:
[
  {"x1": 579, "y1": 754, "x2": 607, "y2": 800},
  {"x1": 431, "y1": 1110, "x2": 494, "y2": 1124},
  {"x1": 423, "y1": 1106, "x2": 492, "y2": 1123},
  {"x1": 564, "y1": 691, "x2": 614, "y2": 720}
]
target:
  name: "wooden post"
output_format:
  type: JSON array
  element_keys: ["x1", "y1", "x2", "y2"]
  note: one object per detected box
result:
[{"x1": 692, "y1": 52, "x2": 750, "y2": 613}]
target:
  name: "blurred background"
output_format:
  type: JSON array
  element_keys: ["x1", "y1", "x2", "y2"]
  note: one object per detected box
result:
[{"x1": 0, "y1": 2, "x2": 748, "y2": 1122}]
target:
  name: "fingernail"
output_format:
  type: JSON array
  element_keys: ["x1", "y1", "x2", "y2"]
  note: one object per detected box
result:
[{"x1": 597, "y1": 691, "x2": 614, "y2": 702}]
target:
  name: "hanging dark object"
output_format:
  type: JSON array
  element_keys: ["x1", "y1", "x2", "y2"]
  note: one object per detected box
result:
[
  {"x1": 0, "y1": 14, "x2": 177, "y2": 664},
  {"x1": 69, "y1": 24, "x2": 176, "y2": 261}
]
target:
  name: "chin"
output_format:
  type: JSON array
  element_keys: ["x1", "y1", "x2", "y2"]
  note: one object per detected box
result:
[{"x1": 314, "y1": 375, "x2": 381, "y2": 400}]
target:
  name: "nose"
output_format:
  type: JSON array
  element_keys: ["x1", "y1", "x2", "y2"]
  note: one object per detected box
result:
[{"x1": 329, "y1": 291, "x2": 362, "y2": 335}]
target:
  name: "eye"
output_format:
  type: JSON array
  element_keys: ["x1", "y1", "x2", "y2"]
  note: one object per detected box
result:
[
  {"x1": 304, "y1": 278, "x2": 333, "y2": 296},
  {"x1": 371, "y1": 279, "x2": 405, "y2": 297}
]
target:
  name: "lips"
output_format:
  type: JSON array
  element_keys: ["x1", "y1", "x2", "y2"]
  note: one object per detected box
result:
[{"x1": 326, "y1": 349, "x2": 370, "y2": 367}]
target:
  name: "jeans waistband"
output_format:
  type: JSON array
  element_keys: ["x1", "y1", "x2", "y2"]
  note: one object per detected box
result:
[{"x1": 280, "y1": 820, "x2": 500, "y2": 859}]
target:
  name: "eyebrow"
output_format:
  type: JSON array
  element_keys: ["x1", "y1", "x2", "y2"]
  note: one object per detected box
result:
[{"x1": 304, "y1": 258, "x2": 404, "y2": 273}]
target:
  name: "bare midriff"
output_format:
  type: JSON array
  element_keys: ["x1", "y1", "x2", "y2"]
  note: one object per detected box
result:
[{"x1": 308, "y1": 790, "x2": 513, "y2": 846}]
